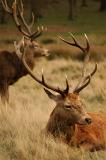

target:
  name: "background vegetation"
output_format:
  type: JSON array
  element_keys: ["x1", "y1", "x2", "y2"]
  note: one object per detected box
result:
[{"x1": 0, "y1": 0, "x2": 106, "y2": 159}]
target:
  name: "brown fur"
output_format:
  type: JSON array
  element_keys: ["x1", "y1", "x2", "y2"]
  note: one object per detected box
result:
[
  {"x1": 0, "y1": 39, "x2": 48, "y2": 103},
  {"x1": 75, "y1": 113, "x2": 106, "y2": 151},
  {"x1": 45, "y1": 92, "x2": 106, "y2": 151},
  {"x1": 0, "y1": 50, "x2": 31, "y2": 103}
]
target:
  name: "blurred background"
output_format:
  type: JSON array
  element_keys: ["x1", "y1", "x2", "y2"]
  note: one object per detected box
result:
[{"x1": 0, "y1": 0, "x2": 106, "y2": 60}]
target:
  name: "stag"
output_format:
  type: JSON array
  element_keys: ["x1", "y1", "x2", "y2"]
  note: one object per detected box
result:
[
  {"x1": 14, "y1": 34, "x2": 106, "y2": 151},
  {"x1": 0, "y1": 0, "x2": 48, "y2": 103}
]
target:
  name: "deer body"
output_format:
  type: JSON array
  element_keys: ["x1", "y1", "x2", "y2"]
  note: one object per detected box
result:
[
  {"x1": 0, "y1": 50, "x2": 30, "y2": 102},
  {"x1": 75, "y1": 112, "x2": 106, "y2": 151},
  {"x1": 0, "y1": 50, "x2": 33, "y2": 86},
  {"x1": 46, "y1": 107, "x2": 106, "y2": 151}
]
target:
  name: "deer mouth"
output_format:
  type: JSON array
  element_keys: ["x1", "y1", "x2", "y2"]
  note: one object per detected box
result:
[{"x1": 42, "y1": 49, "x2": 50, "y2": 57}]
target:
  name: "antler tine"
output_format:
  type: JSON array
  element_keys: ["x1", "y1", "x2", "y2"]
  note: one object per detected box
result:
[
  {"x1": 83, "y1": 63, "x2": 97, "y2": 82},
  {"x1": 29, "y1": 12, "x2": 35, "y2": 29},
  {"x1": 18, "y1": 0, "x2": 44, "y2": 40},
  {"x1": 17, "y1": 0, "x2": 32, "y2": 35},
  {"x1": 1, "y1": 0, "x2": 12, "y2": 14},
  {"x1": 63, "y1": 75, "x2": 69, "y2": 94},
  {"x1": 12, "y1": 0, "x2": 30, "y2": 37},
  {"x1": 84, "y1": 33, "x2": 90, "y2": 53},
  {"x1": 22, "y1": 52, "x2": 66, "y2": 96},
  {"x1": 1, "y1": 0, "x2": 29, "y2": 37},
  {"x1": 60, "y1": 33, "x2": 96, "y2": 93},
  {"x1": 41, "y1": 69, "x2": 64, "y2": 95},
  {"x1": 1, "y1": 0, "x2": 44, "y2": 40},
  {"x1": 59, "y1": 33, "x2": 90, "y2": 53},
  {"x1": 70, "y1": 33, "x2": 91, "y2": 93},
  {"x1": 69, "y1": 33, "x2": 86, "y2": 52},
  {"x1": 74, "y1": 75, "x2": 91, "y2": 94},
  {"x1": 31, "y1": 26, "x2": 44, "y2": 40},
  {"x1": 74, "y1": 63, "x2": 97, "y2": 93}
]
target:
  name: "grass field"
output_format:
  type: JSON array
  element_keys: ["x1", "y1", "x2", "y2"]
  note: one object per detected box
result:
[{"x1": 0, "y1": 0, "x2": 106, "y2": 159}]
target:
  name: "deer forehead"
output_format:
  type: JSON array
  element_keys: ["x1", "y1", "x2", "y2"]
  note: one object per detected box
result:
[
  {"x1": 24, "y1": 40, "x2": 39, "y2": 47},
  {"x1": 68, "y1": 93, "x2": 79, "y2": 100},
  {"x1": 65, "y1": 93, "x2": 80, "y2": 105}
]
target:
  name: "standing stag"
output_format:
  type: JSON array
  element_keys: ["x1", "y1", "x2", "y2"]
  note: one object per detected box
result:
[
  {"x1": 0, "y1": 0, "x2": 48, "y2": 103},
  {"x1": 15, "y1": 33, "x2": 106, "y2": 151}
]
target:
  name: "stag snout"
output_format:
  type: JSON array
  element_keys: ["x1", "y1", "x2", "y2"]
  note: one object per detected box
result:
[
  {"x1": 78, "y1": 114, "x2": 92, "y2": 125},
  {"x1": 42, "y1": 49, "x2": 49, "y2": 57},
  {"x1": 85, "y1": 117, "x2": 92, "y2": 124}
]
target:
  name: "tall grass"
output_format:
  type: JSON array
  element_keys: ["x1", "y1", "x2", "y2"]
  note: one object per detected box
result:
[{"x1": 0, "y1": 58, "x2": 106, "y2": 160}]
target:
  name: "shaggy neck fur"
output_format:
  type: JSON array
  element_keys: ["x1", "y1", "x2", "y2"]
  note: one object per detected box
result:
[
  {"x1": 11, "y1": 51, "x2": 35, "y2": 82},
  {"x1": 46, "y1": 107, "x2": 76, "y2": 144}
]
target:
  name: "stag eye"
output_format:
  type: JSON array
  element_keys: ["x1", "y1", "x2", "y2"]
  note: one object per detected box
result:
[{"x1": 65, "y1": 105, "x2": 71, "y2": 110}]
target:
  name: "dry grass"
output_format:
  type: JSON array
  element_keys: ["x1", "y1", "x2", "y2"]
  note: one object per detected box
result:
[
  {"x1": 0, "y1": 57, "x2": 106, "y2": 160},
  {"x1": 47, "y1": 43, "x2": 106, "y2": 61}
]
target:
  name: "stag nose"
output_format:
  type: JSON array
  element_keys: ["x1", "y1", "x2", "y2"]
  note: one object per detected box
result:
[
  {"x1": 85, "y1": 117, "x2": 92, "y2": 124},
  {"x1": 42, "y1": 49, "x2": 49, "y2": 57}
]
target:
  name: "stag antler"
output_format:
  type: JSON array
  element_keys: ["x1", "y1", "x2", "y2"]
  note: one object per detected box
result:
[
  {"x1": 14, "y1": 40, "x2": 69, "y2": 97},
  {"x1": 1, "y1": 0, "x2": 44, "y2": 41},
  {"x1": 60, "y1": 33, "x2": 97, "y2": 93},
  {"x1": 1, "y1": 0, "x2": 12, "y2": 15},
  {"x1": 14, "y1": 33, "x2": 97, "y2": 96},
  {"x1": 59, "y1": 33, "x2": 90, "y2": 53}
]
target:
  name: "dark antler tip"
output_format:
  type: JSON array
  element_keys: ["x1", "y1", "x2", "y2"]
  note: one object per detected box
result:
[
  {"x1": 63, "y1": 76, "x2": 69, "y2": 94},
  {"x1": 42, "y1": 74, "x2": 45, "y2": 83},
  {"x1": 95, "y1": 63, "x2": 98, "y2": 68}
]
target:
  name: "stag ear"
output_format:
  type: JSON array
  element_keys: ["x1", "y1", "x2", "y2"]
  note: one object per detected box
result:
[{"x1": 44, "y1": 88, "x2": 59, "y2": 102}]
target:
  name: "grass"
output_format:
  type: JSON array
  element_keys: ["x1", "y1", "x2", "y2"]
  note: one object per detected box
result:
[
  {"x1": 0, "y1": 58, "x2": 106, "y2": 160},
  {"x1": 0, "y1": 0, "x2": 106, "y2": 159}
]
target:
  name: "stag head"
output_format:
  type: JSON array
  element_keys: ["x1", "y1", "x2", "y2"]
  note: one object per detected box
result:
[
  {"x1": 17, "y1": 37, "x2": 48, "y2": 58},
  {"x1": 45, "y1": 89, "x2": 92, "y2": 125},
  {"x1": 1, "y1": 0, "x2": 49, "y2": 57}
]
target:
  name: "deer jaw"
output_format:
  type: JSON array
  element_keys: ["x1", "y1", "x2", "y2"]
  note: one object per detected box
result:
[
  {"x1": 14, "y1": 37, "x2": 49, "y2": 70},
  {"x1": 31, "y1": 41, "x2": 49, "y2": 57}
]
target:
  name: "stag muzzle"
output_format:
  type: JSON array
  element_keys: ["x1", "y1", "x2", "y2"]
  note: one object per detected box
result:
[
  {"x1": 42, "y1": 49, "x2": 50, "y2": 57},
  {"x1": 78, "y1": 114, "x2": 92, "y2": 125}
]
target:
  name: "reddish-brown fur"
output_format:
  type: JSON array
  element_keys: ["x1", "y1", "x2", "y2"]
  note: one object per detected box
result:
[
  {"x1": 45, "y1": 92, "x2": 106, "y2": 151},
  {"x1": 72, "y1": 112, "x2": 106, "y2": 151}
]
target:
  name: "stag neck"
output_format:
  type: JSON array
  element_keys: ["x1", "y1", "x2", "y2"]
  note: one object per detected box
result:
[
  {"x1": 23, "y1": 52, "x2": 35, "y2": 69},
  {"x1": 46, "y1": 108, "x2": 76, "y2": 141}
]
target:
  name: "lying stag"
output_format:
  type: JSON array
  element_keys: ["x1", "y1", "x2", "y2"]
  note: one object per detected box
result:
[
  {"x1": 15, "y1": 34, "x2": 106, "y2": 151},
  {"x1": 0, "y1": 0, "x2": 48, "y2": 103}
]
